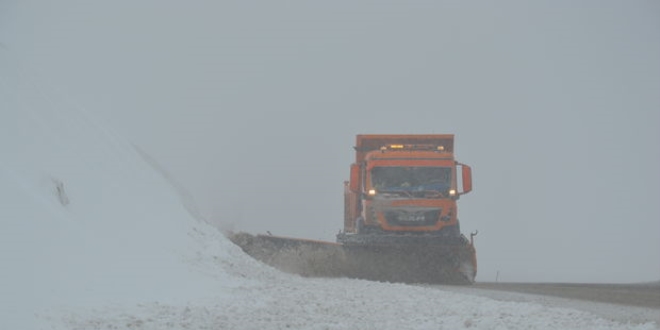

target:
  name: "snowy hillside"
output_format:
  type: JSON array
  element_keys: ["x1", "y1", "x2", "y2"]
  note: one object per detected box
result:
[
  {"x1": 0, "y1": 47, "x2": 268, "y2": 328},
  {"x1": 1, "y1": 48, "x2": 657, "y2": 329}
]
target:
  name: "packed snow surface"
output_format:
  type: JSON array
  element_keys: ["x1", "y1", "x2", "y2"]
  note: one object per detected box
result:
[{"x1": 1, "y1": 48, "x2": 657, "y2": 329}]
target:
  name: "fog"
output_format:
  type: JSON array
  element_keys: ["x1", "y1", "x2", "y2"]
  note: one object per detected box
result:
[{"x1": 2, "y1": 1, "x2": 658, "y2": 283}]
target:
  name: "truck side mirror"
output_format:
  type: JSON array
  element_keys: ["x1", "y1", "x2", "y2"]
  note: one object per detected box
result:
[
  {"x1": 461, "y1": 164, "x2": 472, "y2": 194},
  {"x1": 349, "y1": 164, "x2": 360, "y2": 192}
]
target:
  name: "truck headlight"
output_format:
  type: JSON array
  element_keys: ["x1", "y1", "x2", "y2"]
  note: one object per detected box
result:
[
  {"x1": 449, "y1": 189, "x2": 457, "y2": 196},
  {"x1": 368, "y1": 189, "x2": 377, "y2": 196}
]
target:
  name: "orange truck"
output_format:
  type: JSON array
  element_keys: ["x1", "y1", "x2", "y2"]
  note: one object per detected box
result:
[
  {"x1": 231, "y1": 134, "x2": 477, "y2": 284},
  {"x1": 337, "y1": 134, "x2": 477, "y2": 283}
]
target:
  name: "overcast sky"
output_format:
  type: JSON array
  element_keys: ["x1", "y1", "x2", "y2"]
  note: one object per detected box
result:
[{"x1": 2, "y1": 1, "x2": 659, "y2": 283}]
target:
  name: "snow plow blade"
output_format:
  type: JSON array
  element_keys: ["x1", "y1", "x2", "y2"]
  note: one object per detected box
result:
[
  {"x1": 228, "y1": 232, "x2": 350, "y2": 277},
  {"x1": 229, "y1": 232, "x2": 476, "y2": 285}
]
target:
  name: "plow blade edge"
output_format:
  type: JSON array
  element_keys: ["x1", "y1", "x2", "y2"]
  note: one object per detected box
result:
[{"x1": 229, "y1": 232, "x2": 476, "y2": 285}]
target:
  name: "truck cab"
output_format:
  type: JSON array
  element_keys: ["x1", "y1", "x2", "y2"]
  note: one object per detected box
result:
[{"x1": 343, "y1": 135, "x2": 472, "y2": 238}]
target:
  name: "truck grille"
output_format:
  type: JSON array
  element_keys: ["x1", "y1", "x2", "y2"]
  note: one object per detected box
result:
[{"x1": 384, "y1": 209, "x2": 440, "y2": 227}]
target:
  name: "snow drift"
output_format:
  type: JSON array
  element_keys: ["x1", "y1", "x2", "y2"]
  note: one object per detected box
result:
[
  {"x1": 0, "y1": 47, "x2": 269, "y2": 328},
  {"x1": 1, "y1": 47, "x2": 657, "y2": 329}
]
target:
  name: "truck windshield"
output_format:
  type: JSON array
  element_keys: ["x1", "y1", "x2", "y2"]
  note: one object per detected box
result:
[{"x1": 371, "y1": 167, "x2": 451, "y2": 195}]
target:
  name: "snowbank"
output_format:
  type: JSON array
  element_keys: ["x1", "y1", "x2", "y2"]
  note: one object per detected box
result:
[
  {"x1": 1, "y1": 47, "x2": 657, "y2": 329},
  {"x1": 0, "y1": 47, "x2": 266, "y2": 329}
]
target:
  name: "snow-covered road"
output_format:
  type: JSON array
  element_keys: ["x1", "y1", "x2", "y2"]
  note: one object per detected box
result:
[
  {"x1": 470, "y1": 282, "x2": 660, "y2": 309},
  {"x1": 53, "y1": 277, "x2": 660, "y2": 330},
  {"x1": 436, "y1": 284, "x2": 660, "y2": 326}
]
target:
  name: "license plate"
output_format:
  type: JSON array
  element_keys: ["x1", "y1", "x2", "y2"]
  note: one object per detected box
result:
[{"x1": 397, "y1": 213, "x2": 426, "y2": 222}]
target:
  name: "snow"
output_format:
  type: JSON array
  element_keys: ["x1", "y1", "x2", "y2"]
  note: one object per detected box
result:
[{"x1": 1, "y1": 47, "x2": 657, "y2": 330}]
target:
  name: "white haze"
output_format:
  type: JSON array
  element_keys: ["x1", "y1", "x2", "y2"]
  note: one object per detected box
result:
[
  {"x1": 2, "y1": 43, "x2": 659, "y2": 330},
  {"x1": 1, "y1": 1, "x2": 659, "y2": 283}
]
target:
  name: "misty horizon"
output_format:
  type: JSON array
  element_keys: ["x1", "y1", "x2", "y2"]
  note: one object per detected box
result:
[{"x1": 1, "y1": 1, "x2": 658, "y2": 283}]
